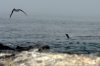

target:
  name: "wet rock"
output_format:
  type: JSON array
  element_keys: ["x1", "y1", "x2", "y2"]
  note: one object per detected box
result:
[
  {"x1": 15, "y1": 46, "x2": 33, "y2": 52},
  {"x1": 38, "y1": 45, "x2": 50, "y2": 52},
  {"x1": 0, "y1": 43, "x2": 14, "y2": 50}
]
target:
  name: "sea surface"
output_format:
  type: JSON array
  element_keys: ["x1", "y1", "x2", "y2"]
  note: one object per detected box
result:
[{"x1": 0, "y1": 15, "x2": 100, "y2": 54}]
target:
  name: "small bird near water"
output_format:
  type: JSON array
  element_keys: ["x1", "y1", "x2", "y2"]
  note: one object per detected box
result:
[
  {"x1": 10, "y1": 8, "x2": 27, "y2": 18},
  {"x1": 65, "y1": 34, "x2": 70, "y2": 39}
]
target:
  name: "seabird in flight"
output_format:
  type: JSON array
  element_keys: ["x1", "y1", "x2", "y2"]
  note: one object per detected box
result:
[
  {"x1": 65, "y1": 34, "x2": 70, "y2": 39},
  {"x1": 10, "y1": 8, "x2": 27, "y2": 18}
]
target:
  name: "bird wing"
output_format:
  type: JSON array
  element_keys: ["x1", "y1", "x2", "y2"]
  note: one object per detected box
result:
[
  {"x1": 19, "y1": 9, "x2": 27, "y2": 15},
  {"x1": 10, "y1": 9, "x2": 14, "y2": 18}
]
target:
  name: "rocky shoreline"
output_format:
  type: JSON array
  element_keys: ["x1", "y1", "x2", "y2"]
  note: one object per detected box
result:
[
  {"x1": 0, "y1": 49, "x2": 100, "y2": 66},
  {"x1": 0, "y1": 42, "x2": 100, "y2": 66}
]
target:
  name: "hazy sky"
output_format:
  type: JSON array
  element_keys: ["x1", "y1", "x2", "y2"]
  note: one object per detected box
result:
[{"x1": 0, "y1": 0, "x2": 100, "y2": 17}]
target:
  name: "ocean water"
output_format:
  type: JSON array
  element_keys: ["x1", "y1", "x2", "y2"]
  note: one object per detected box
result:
[{"x1": 0, "y1": 15, "x2": 100, "y2": 53}]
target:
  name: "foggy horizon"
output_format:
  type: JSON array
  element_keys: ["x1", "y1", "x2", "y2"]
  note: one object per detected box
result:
[{"x1": 0, "y1": 0, "x2": 100, "y2": 18}]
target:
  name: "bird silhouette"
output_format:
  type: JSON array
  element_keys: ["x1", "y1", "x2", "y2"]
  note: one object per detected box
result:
[
  {"x1": 65, "y1": 34, "x2": 70, "y2": 39},
  {"x1": 10, "y1": 8, "x2": 27, "y2": 18}
]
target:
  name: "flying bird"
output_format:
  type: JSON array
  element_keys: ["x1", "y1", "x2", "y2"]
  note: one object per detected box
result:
[
  {"x1": 65, "y1": 34, "x2": 70, "y2": 39},
  {"x1": 10, "y1": 8, "x2": 27, "y2": 18}
]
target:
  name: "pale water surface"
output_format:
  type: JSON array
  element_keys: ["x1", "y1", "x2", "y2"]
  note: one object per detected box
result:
[{"x1": 0, "y1": 15, "x2": 100, "y2": 53}]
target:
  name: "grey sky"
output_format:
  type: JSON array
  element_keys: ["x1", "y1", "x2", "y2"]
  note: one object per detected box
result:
[{"x1": 0, "y1": 0, "x2": 100, "y2": 17}]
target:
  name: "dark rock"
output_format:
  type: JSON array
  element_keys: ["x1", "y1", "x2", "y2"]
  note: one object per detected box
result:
[
  {"x1": 15, "y1": 46, "x2": 33, "y2": 52},
  {"x1": 38, "y1": 45, "x2": 50, "y2": 52},
  {"x1": 0, "y1": 43, "x2": 14, "y2": 50}
]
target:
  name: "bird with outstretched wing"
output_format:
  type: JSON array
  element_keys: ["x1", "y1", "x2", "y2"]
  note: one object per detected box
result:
[{"x1": 10, "y1": 8, "x2": 27, "y2": 18}]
